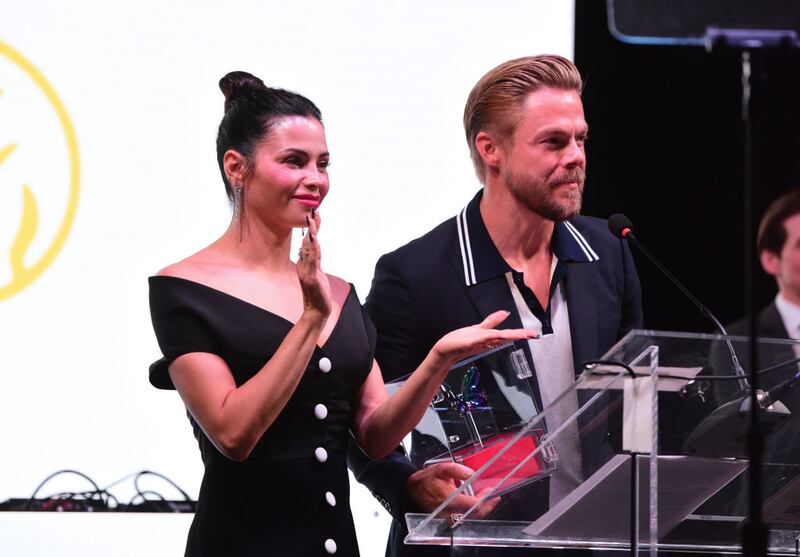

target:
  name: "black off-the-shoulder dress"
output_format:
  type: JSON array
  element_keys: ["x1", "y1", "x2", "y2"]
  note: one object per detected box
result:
[{"x1": 148, "y1": 275, "x2": 376, "y2": 557}]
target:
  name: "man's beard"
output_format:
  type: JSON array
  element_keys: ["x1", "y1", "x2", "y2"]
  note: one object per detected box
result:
[{"x1": 505, "y1": 168, "x2": 585, "y2": 221}]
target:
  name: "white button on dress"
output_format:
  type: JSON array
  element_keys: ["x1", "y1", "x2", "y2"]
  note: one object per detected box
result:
[
  {"x1": 318, "y1": 357, "x2": 332, "y2": 373},
  {"x1": 325, "y1": 491, "x2": 336, "y2": 507},
  {"x1": 314, "y1": 447, "x2": 328, "y2": 463},
  {"x1": 324, "y1": 538, "x2": 337, "y2": 554},
  {"x1": 314, "y1": 403, "x2": 328, "y2": 420}
]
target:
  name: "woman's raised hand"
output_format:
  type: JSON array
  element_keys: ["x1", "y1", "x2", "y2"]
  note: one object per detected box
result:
[
  {"x1": 431, "y1": 310, "x2": 536, "y2": 367},
  {"x1": 296, "y1": 210, "x2": 332, "y2": 318}
]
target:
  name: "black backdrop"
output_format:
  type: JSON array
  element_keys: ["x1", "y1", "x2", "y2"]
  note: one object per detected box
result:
[{"x1": 574, "y1": 0, "x2": 800, "y2": 333}]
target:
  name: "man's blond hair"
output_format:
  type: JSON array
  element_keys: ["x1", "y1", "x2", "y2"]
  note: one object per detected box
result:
[{"x1": 463, "y1": 55, "x2": 583, "y2": 182}]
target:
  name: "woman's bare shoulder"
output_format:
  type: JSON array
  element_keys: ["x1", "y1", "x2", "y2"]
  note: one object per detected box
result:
[
  {"x1": 155, "y1": 245, "x2": 227, "y2": 282},
  {"x1": 326, "y1": 273, "x2": 354, "y2": 302}
]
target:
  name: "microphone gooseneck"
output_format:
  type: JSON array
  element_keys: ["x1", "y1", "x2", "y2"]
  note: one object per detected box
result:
[{"x1": 607, "y1": 213, "x2": 749, "y2": 393}]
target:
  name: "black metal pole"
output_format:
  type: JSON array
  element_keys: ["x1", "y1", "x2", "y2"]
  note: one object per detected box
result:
[
  {"x1": 740, "y1": 49, "x2": 767, "y2": 557},
  {"x1": 631, "y1": 452, "x2": 638, "y2": 557}
]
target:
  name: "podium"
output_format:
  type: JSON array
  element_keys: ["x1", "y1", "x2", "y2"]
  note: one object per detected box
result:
[{"x1": 392, "y1": 330, "x2": 800, "y2": 554}]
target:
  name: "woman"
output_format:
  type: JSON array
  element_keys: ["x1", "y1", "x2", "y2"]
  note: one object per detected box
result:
[{"x1": 148, "y1": 71, "x2": 533, "y2": 556}]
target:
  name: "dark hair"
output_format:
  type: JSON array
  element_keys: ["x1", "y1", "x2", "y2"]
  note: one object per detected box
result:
[
  {"x1": 758, "y1": 189, "x2": 800, "y2": 255},
  {"x1": 216, "y1": 71, "x2": 323, "y2": 201},
  {"x1": 463, "y1": 55, "x2": 583, "y2": 183}
]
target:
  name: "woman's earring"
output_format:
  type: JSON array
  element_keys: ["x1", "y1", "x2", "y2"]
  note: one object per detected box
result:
[{"x1": 232, "y1": 183, "x2": 243, "y2": 222}]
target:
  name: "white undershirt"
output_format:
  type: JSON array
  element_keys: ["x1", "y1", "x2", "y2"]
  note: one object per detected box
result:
[
  {"x1": 774, "y1": 293, "x2": 800, "y2": 358},
  {"x1": 774, "y1": 293, "x2": 800, "y2": 339},
  {"x1": 504, "y1": 258, "x2": 582, "y2": 504}
]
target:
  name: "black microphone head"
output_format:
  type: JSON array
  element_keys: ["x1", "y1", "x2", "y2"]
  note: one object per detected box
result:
[{"x1": 608, "y1": 213, "x2": 634, "y2": 239}]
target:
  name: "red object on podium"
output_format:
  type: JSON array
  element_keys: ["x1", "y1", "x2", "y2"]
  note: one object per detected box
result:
[{"x1": 453, "y1": 433, "x2": 545, "y2": 494}]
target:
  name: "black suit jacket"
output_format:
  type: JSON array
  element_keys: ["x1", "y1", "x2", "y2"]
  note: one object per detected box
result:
[
  {"x1": 725, "y1": 301, "x2": 800, "y2": 465},
  {"x1": 348, "y1": 192, "x2": 643, "y2": 556},
  {"x1": 729, "y1": 301, "x2": 790, "y2": 338}
]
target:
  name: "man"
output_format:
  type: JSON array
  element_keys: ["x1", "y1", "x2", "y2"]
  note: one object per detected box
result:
[
  {"x1": 725, "y1": 189, "x2": 800, "y2": 466},
  {"x1": 732, "y1": 189, "x2": 800, "y2": 344},
  {"x1": 349, "y1": 55, "x2": 643, "y2": 556}
]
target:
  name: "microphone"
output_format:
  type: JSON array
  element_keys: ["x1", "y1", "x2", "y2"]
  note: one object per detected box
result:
[
  {"x1": 758, "y1": 372, "x2": 800, "y2": 410},
  {"x1": 607, "y1": 213, "x2": 633, "y2": 240},
  {"x1": 607, "y1": 213, "x2": 748, "y2": 393},
  {"x1": 608, "y1": 214, "x2": 794, "y2": 458},
  {"x1": 682, "y1": 366, "x2": 797, "y2": 458}
]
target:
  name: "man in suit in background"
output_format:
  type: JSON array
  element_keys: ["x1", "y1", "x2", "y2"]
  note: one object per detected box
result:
[
  {"x1": 349, "y1": 54, "x2": 643, "y2": 556},
  {"x1": 726, "y1": 189, "x2": 800, "y2": 466},
  {"x1": 732, "y1": 190, "x2": 800, "y2": 343}
]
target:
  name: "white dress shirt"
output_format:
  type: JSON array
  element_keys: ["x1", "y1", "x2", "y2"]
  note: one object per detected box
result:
[{"x1": 774, "y1": 293, "x2": 800, "y2": 358}]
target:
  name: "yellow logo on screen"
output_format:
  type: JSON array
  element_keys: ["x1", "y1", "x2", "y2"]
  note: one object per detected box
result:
[{"x1": 0, "y1": 41, "x2": 80, "y2": 301}]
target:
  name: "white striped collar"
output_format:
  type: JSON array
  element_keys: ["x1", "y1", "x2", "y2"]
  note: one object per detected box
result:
[{"x1": 456, "y1": 190, "x2": 599, "y2": 287}]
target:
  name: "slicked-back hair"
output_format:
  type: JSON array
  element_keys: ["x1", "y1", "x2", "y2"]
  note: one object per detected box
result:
[
  {"x1": 758, "y1": 189, "x2": 800, "y2": 255},
  {"x1": 463, "y1": 55, "x2": 583, "y2": 182}
]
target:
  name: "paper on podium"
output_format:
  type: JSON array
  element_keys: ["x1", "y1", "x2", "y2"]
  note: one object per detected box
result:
[
  {"x1": 578, "y1": 366, "x2": 702, "y2": 392},
  {"x1": 623, "y1": 376, "x2": 653, "y2": 453}
]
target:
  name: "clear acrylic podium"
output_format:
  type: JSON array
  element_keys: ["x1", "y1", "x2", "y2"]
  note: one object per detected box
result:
[{"x1": 392, "y1": 330, "x2": 800, "y2": 554}]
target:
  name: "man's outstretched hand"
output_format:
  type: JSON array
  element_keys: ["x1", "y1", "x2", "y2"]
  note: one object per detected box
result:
[{"x1": 406, "y1": 461, "x2": 500, "y2": 519}]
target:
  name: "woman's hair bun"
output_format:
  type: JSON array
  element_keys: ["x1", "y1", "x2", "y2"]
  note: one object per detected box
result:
[{"x1": 219, "y1": 71, "x2": 268, "y2": 112}]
